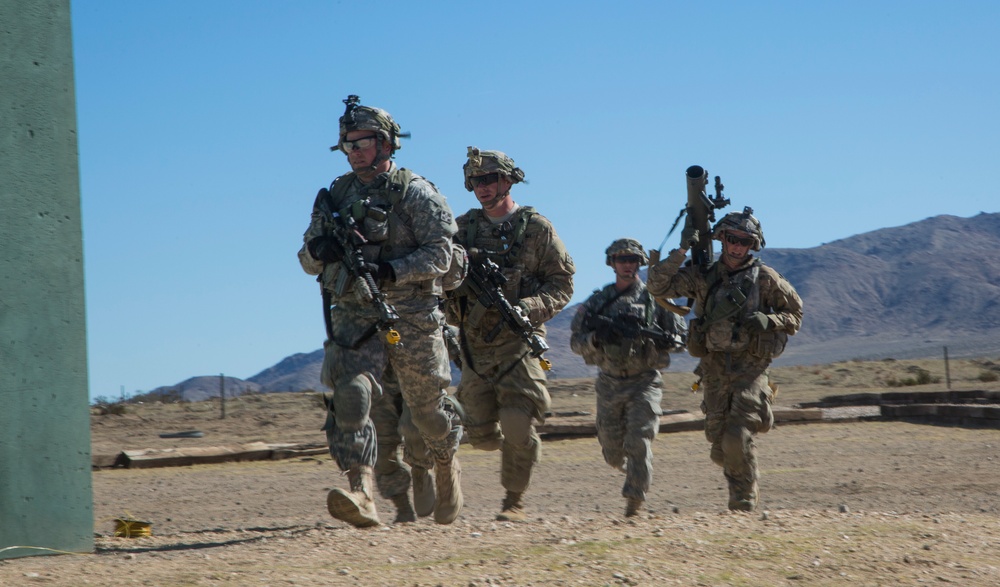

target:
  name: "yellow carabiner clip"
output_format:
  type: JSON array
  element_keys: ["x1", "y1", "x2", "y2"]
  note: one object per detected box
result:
[{"x1": 385, "y1": 329, "x2": 401, "y2": 345}]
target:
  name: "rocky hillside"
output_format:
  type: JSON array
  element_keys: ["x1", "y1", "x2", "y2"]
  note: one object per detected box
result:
[{"x1": 149, "y1": 212, "x2": 1000, "y2": 400}]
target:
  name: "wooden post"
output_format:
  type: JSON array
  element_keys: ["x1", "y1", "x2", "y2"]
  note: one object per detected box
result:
[
  {"x1": 220, "y1": 373, "x2": 226, "y2": 419},
  {"x1": 943, "y1": 346, "x2": 951, "y2": 390}
]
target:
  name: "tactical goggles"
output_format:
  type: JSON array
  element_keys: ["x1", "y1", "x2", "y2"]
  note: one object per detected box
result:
[
  {"x1": 725, "y1": 233, "x2": 755, "y2": 247},
  {"x1": 340, "y1": 135, "x2": 378, "y2": 153},
  {"x1": 469, "y1": 172, "x2": 500, "y2": 188},
  {"x1": 613, "y1": 254, "x2": 643, "y2": 264}
]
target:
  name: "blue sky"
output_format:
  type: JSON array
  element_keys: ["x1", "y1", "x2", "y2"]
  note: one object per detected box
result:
[{"x1": 71, "y1": 1, "x2": 1000, "y2": 399}]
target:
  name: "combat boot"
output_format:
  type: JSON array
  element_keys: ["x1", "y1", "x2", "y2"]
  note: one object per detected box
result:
[
  {"x1": 496, "y1": 491, "x2": 527, "y2": 522},
  {"x1": 625, "y1": 497, "x2": 644, "y2": 517},
  {"x1": 411, "y1": 466, "x2": 435, "y2": 518},
  {"x1": 327, "y1": 465, "x2": 380, "y2": 528},
  {"x1": 433, "y1": 456, "x2": 463, "y2": 524},
  {"x1": 390, "y1": 493, "x2": 416, "y2": 524},
  {"x1": 727, "y1": 480, "x2": 759, "y2": 512}
]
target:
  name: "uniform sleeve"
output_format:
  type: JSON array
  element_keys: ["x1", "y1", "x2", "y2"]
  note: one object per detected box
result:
[
  {"x1": 646, "y1": 247, "x2": 699, "y2": 303},
  {"x1": 760, "y1": 266, "x2": 804, "y2": 335},
  {"x1": 519, "y1": 218, "x2": 575, "y2": 324},
  {"x1": 298, "y1": 203, "x2": 326, "y2": 276},
  {"x1": 386, "y1": 179, "x2": 458, "y2": 286},
  {"x1": 569, "y1": 302, "x2": 600, "y2": 363}
]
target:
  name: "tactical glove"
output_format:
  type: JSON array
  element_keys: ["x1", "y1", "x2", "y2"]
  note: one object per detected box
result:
[
  {"x1": 744, "y1": 312, "x2": 771, "y2": 333},
  {"x1": 307, "y1": 236, "x2": 345, "y2": 263},
  {"x1": 680, "y1": 216, "x2": 700, "y2": 249},
  {"x1": 363, "y1": 262, "x2": 395, "y2": 283}
]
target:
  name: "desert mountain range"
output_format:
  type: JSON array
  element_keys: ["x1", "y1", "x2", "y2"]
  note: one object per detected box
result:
[{"x1": 149, "y1": 212, "x2": 1000, "y2": 402}]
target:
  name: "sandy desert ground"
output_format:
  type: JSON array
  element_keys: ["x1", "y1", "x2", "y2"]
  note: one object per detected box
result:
[{"x1": 2, "y1": 356, "x2": 999, "y2": 586}]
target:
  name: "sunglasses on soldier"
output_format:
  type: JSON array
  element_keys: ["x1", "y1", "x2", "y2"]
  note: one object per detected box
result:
[
  {"x1": 469, "y1": 172, "x2": 500, "y2": 188},
  {"x1": 340, "y1": 135, "x2": 378, "y2": 153},
  {"x1": 614, "y1": 254, "x2": 642, "y2": 264},
  {"x1": 725, "y1": 233, "x2": 755, "y2": 247}
]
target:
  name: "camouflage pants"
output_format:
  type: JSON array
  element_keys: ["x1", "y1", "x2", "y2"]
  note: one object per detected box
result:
[
  {"x1": 698, "y1": 352, "x2": 774, "y2": 510},
  {"x1": 456, "y1": 341, "x2": 551, "y2": 493},
  {"x1": 368, "y1": 364, "x2": 432, "y2": 499},
  {"x1": 595, "y1": 370, "x2": 663, "y2": 501},
  {"x1": 322, "y1": 303, "x2": 457, "y2": 471}
]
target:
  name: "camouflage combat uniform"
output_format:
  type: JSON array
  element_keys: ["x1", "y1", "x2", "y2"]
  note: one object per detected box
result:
[
  {"x1": 570, "y1": 279, "x2": 685, "y2": 512},
  {"x1": 299, "y1": 162, "x2": 464, "y2": 522},
  {"x1": 647, "y1": 245, "x2": 802, "y2": 511},
  {"x1": 446, "y1": 205, "x2": 574, "y2": 514}
]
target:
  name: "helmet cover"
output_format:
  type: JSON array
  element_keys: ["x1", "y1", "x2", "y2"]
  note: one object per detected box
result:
[
  {"x1": 605, "y1": 238, "x2": 649, "y2": 266},
  {"x1": 712, "y1": 206, "x2": 766, "y2": 251},
  {"x1": 463, "y1": 147, "x2": 526, "y2": 191}
]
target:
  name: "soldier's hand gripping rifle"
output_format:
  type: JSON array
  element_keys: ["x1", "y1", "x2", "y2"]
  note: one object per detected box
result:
[
  {"x1": 465, "y1": 256, "x2": 552, "y2": 371},
  {"x1": 316, "y1": 188, "x2": 401, "y2": 348}
]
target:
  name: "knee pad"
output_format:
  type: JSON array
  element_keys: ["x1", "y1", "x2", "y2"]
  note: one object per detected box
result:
[
  {"x1": 330, "y1": 373, "x2": 376, "y2": 431},
  {"x1": 408, "y1": 399, "x2": 450, "y2": 440}
]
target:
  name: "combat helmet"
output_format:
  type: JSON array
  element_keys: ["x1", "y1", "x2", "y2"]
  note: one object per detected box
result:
[
  {"x1": 712, "y1": 206, "x2": 766, "y2": 251},
  {"x1": 463, "y1": 147, "x2": 526, "y2": 191},
  {"x1": 331, "y1": 95, "x2": 407, "y2": 153},
  {"x1": 605, "y1": 238, "x2": 649, "y2": 266}
]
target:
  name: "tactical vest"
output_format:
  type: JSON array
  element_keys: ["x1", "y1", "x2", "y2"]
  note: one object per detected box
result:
[
  {"x1": 458, "y1": 206, "x2": 537, "y2": 267},
  {"x1": 687, "y1": 259, "x2": 786, "y2": 359},
  {"x1": 326, "y1": 167, "x2": 416, "y2": 256},
  {"x1": 452, "y1": 206, "x2": 537, "y2": 339},
  {"x1": 589, "y1": 283, "x2": 657, "y2": 330},
  {"x1": 589, "y1": 283, "x2": 686, "y2": 354},
  {"x1": 324, "y1": 168, "x2": 466, "y2": 291}
]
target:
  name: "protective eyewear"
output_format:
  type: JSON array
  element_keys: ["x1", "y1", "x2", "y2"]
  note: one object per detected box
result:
[
  {"x1": 469, "y1": 173, "x2": 499, "y2": 188},
  {"x1": 340, "y1": 135, "x2": 377, "y2": 153},
  {"x1": 614, "y1": 254, "x2": 643, "y2": 264},
  {"x1": 725, "y1": 233, "x2": 755, "y2": 247}
]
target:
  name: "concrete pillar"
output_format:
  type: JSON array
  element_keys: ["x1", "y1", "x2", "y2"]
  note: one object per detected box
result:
[{"x1": 0, "y1": 0, "x2": 94, "y2": 558}]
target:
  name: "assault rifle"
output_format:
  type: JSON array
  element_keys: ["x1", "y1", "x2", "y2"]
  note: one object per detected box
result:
[
  {"x1": 316, "y1": 188, "x2": 401, "y2": 348},
  {"x1": 465, "y1": 256, "x2": 552, "y2": 370},
  {"x1": 584, "y1": 311, "x2": 681, "y2": 347}
]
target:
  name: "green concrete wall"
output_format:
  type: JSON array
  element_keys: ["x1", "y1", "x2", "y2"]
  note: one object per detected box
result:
[{"x1": 0, "y1": 0, "x2": 94, "y2": 559}]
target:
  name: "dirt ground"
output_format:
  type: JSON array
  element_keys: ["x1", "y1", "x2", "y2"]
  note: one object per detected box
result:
[{"x1": 3, "y1": 357, "x2": 1000, "y2": 586}]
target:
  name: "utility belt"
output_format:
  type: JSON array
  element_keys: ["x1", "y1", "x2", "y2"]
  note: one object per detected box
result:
[{"x1": 601, "y1": 365, "x2": 655, "y2": 379}]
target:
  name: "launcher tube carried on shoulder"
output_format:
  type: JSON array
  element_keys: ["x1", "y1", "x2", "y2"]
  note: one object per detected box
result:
[{"x1": 686, "y1": 165, "x2": 732, "y2": 268}]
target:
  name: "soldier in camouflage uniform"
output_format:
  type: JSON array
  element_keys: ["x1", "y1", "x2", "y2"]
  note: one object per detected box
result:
[
  {"x1": 298, "y1": 96, "x2": 464, "y2": 527},
  {"x1": 569, "y1": 239, "x2": 686, "y2": 517},
  {"x1": 647, "y1": 208, "x2": 803, "y2": 511},
  {"x1": 446, "y1": 148, "x2": 575, "y2": 521}
]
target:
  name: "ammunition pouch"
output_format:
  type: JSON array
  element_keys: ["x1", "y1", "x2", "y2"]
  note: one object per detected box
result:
[
  {"x1": 686, "y1": 317, "x2": 709, "y2": 358},
  {"x1": 748, "y1": 329, "x2": 787, "y2": 359},
  {"x1": 704, "y1": 319, "x2": 751, "y2": 353}
]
